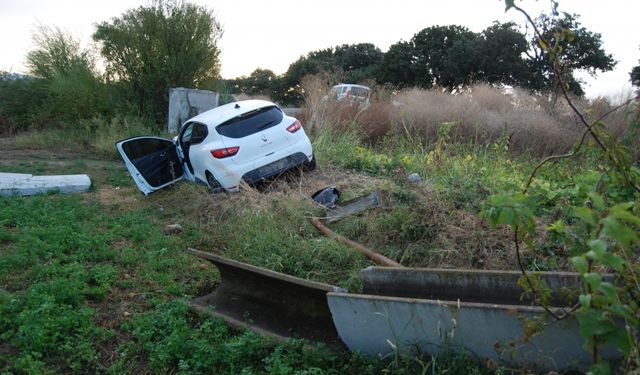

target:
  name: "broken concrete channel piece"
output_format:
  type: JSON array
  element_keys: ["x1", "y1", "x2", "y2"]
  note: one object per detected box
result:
[
  {"x1": 359, "y1": 266, "x2": 612, "y2": 306},
  {"x1": 0, "y1": 172, "x2": 91, "y2": 196},
  {"x1": 186, "y1": 251, "x2": 620, "y2": 371},
  {"x1": 328, "y1": 267, "x2": 621, "y2": 372},
  {"x1": 186, "y1": 248, "x2": 346, "y2": 346}
]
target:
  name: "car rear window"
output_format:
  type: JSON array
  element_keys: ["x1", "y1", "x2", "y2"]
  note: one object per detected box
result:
[
  {"x1": 216, "y1": 106, "x2": 283, "y2": 138},
  {"x1": 351, "y1": 87, "x2": 369, "y2": 97}
]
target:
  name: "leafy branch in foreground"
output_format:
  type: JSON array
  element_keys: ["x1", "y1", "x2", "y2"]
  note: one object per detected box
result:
[{"x1": 485, "y1": 1, "x2": 640, "y2": 373}]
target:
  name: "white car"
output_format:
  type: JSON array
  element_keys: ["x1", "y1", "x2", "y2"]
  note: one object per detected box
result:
[
  {"x1": 116, "y1": 100, "x2": 315, "y2": 195},
  {"x1": 327, "y1": 84, "x2": 370, "y2": 105}
]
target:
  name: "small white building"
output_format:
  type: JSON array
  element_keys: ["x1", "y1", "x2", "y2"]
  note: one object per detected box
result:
[{"x1": 167, "y1": 88, "x2": 219, "y2": 134}]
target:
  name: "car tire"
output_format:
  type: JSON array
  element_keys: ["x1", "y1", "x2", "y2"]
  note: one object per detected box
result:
[
  {"x1": 303, "y1": 154, "x2": 317, "y2": 171},
  {"x1": 206, "y1": 171, "x2": 225, "y2": 194}
]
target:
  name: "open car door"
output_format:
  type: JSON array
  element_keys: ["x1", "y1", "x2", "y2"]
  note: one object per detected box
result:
[{"x1": 116, "y1": 136, "x2": 185, "y2": 195}]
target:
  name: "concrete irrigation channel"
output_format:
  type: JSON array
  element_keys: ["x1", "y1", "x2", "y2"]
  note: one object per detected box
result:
[
  {"x1": 186, "y1": 248, "x2": 346, "y2": 346},
  {"x1": 186, "y1": 249, "x2": 622, "y2": 372}
]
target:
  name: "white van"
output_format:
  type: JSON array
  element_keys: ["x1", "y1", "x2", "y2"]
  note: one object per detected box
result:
[{"x1": 327, "y1": 84, "x2": 370, "y2": 105}]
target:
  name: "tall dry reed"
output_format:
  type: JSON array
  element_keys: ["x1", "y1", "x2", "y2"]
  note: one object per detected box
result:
[{"x1": 300, "y1": 74, "x2": 639, "y2": 157}]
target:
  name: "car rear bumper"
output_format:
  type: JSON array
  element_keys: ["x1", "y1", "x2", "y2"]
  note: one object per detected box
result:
[
  {"x1": 242, "y1": 152, "x2": 309, "y2": 184},
  {"x1": 204, "y1": 138, "x2": 313, "y2": 192}
]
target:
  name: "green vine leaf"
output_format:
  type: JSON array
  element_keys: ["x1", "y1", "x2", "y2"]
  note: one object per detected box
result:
[
  {"x1": 483, "y1": 193, "x2": 536, "y2": 234},
  {"x1": 504, "y1": 0, "x2": 515, "y2": 11},
  {"x1": 571, "y1": 256, "x2": 588, "y2": 274},
  {"x1": 579, "y1": 294, "x2": 591, "y2": 307},
  {"x1": 600, "y1": 253, "x2": 623, "y2": 271},
  {"x1": 587, "y1": 192, "x2": 605, "y2": 210},
  {"x1": 597, "y1": 282, "x2": 617, "y2": 302},
  {"x1": 589, "y1": 360, "x2": 612, "y2": 375},
  {"x1": 603, "y1": 328, "x2": 631, "y2": 357},
  {"x1": 584, "y1": 273, "x2": 602, "y2": 290},
  {"x1": 573, "y1": 207, "x2": 596, "y2": 226},
  {"x1": 602, "y1": 217, "x2": 639, "y2": 246}
]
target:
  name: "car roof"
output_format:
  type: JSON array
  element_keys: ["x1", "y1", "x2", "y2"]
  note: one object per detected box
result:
[
  {"x1": 188, "y1": 99, "x2": 277, "y2": 127},
  {"x1": 332, "y1": 84, "x2": 369, "y2": 90}
]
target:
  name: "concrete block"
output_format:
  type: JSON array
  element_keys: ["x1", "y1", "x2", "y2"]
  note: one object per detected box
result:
[{"x1": 0, "y1": 173, "x2": 91, "y2": 196}]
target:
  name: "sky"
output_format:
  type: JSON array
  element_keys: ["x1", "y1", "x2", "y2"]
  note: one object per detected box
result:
[{"x1": 1, "y1": 0, "x2": 638, "y2": 99}]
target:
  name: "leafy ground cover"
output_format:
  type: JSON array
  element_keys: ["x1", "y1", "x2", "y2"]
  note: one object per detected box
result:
[
  {"x1": 0, "y1": 132, "x2": 493, "y2": 374},
  {"x1": 0, "y1": 121, "x2": 627, "y2": 373}
]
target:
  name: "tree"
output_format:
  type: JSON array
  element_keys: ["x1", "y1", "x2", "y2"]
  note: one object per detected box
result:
[
  {"x1": 26, "y1": 25, "x2": 93, "y2": 80},
  {"x1": 227, "y1": 69, "x2": 278, "y2": 96},
  {"x1": 280, "y1": 43, "x2": 382, "y2": 105},
  {"x1": 21, "y1": 26, "x2": 110, "y2": 124},
  {"x1": 333, "y1": 43, "x2": 383, "y2": 82},
  {"x1": 284, "y1": 49, "x2": 335, "y2": 85},
  {"x1": 93, "y1": 0, "x2": 223, "y2": 123},
  {"x1": 376, "y1": 41, "x2": 415, "y2": 87},
  {"x1": 245, "y1": 69, "x2": 277, "y2": 95},
  {"x1": 476, "y1": 22, "x2": 530, "y2": 86},
  {"x1": 631, "y1": 48, "x2": 640, "y2": 91},
  {"x1": 525, "y1": 13, "x2": 616, "y2": 95},
  {"x1": 376, "y1": 24, "x2": 527, "y2": 89},
  {"x1": 334, "y1": 43, "x2": 383, "y2": 72},
  {"x1": 632, "y1": 65, "x2": 640, "y2": 90},
  {"x1": 411, "y1": 25, "x2": 479, "y2": 89}
]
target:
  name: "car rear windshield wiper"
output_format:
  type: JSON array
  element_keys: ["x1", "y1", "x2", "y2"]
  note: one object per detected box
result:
[{"x1": 236, "y1": 108, "x2": 261, "y2": 119}]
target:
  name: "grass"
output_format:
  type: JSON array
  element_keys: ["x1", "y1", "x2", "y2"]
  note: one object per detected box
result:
[
  {"x1": 9, "y1": 114, "x2": 157, "y2": 159},
  {"x1": 0, "y1": 84, "x2": 623, "y2": 372},
  {"x1": 0, "y1": 135, "x2": 491, "y2": 373},
  {"x1": 0, "y1": 182, "x2": 376, "y2": 374},
  {"x1": 312, "y1": 125, "x2": 608, "y2": 271}
]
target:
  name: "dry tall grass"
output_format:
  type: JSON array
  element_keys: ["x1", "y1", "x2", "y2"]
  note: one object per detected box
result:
[
  {"x1": 391, "y1": 85, "x2": 581, "y2": 155},
  {"x1": 584, "y1": 96, "x2": 640, "y2": 161},
  {"x1": 298, "y1": 73, "x2": 366, "y2": 134},
  {"x1": 300, "y1": 74, "x2": 639, "y2": 157}
]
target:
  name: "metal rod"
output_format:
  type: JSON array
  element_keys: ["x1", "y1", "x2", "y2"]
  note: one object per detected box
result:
[{"x1": 310, "y1": 218, "x2": 403, "y2": 268}]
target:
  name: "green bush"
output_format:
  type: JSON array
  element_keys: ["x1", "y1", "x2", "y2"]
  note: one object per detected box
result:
[
  {"x1": 0, "y1": 25, "x2": 137, "y2": 134},
  {"x1": 0, "y1": 73, "x2": 49, "y2": 133},
  {"x1": 45, "y1": 65, "x2": 113, "y2": 121}
]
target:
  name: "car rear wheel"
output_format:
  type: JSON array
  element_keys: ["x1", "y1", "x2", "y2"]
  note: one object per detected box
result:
[
  {"x1": 303, "y1": 154, "x2": 316, "y2": 171},
  {"x1": 206, "y1": 171, "x2": 225, "y2": 193}
]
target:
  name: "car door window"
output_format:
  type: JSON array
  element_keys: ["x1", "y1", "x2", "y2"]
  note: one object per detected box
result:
[
  {"x1": 120, "y1": 138, "x2": 183, "y2": 188},
  {"x1": 191, "y1": 123, "x2": 208, "y2": 144},
  {"x1": 180, "y1": 123, "x2": 194, "y2": 145}
]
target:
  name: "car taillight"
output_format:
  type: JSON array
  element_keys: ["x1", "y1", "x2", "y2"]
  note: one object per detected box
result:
[
  {"x1": 210, "y1": 147, "x2": 239, "y2": 158},
  {"x1": 287, "y1": 120, "x2": 302, "y2": 133}
]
